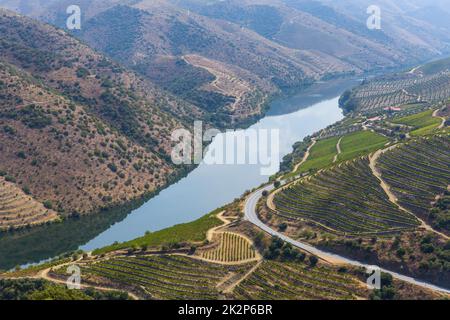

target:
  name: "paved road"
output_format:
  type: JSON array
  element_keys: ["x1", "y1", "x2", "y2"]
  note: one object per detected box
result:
[{"x1": 244, "y1": 183, "x2": 450, "y2": 294}]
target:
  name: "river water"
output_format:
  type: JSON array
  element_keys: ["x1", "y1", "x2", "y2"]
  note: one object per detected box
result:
[
  {"x1": 80, "y1": 79, "x2": 355, "y2": 251},
  {"x1": 0, "y1": 78, "x2": 356, "y2": 269}
]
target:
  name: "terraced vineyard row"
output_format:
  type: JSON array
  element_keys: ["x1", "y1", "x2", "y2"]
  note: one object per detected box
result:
[
  {"x1": 233, "y1": 261, "x2": 366, "y2": 300},
  {"x1": 408, "y1": 73, "x2": 450, "y2": 102},
  {"x1": 377, "y1": 135, "x2": 450, "y2": 221},
  {"x1": 341, "y1": 70, "x2": 450, "y2": 113},
  {"x1": 351, "y1": 90, "x2": 416, "y2": 112},
  {"x1": 199, "y1": 232, "x2": 256, "y2": 263},
  {"x1": 78, "y1": 255, "x2": 253, "y2": 300},
  {"x1": 274, "y1": 158, "x2": 420, "y2": 235},
  {"x1": 0, "y1": 177, "x2": 58, "y2": 230}
]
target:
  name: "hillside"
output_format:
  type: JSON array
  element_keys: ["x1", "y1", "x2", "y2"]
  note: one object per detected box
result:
[
  {"x1": 0, "y1": 9, "x2": 205, "y2": 223},
  {"x1": 3, "y1": 0, "x2": 450, "y2": 128},
  {"x1": 174, "y1": 0, "x2": 450, "y2": 70},
  {"x1": 0, "y1": 60, "x2": 174, "y2": 221},
  {"x1": 339, "y1": 57, "x2": 450, "y2": 114}
]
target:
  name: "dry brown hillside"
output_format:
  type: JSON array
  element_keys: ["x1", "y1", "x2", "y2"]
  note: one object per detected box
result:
[
  {"x1": 0, "y1": 60, "x2": 173, "y2": 218},
  {"x1": 0, "y1": 176, "x2": 58, "y2": 230}
]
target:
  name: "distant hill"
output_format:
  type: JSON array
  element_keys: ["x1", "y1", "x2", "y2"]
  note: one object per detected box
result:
[{"x1": 3, "y1": 0, "x2": 450, "y2": 126}]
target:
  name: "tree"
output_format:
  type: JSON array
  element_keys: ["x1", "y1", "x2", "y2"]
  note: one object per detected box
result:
[
  {"x1": 254, "y1": 232, "x2": 265, "y2": 248},
  {"x1": 43, "y1": 200, "x2": 53, "y2": 209},
  {"x1": 274, "y1": 181, "x2": 281, "y2": 188},
  {"x1": 396, "y1": 247, "x2": 406, "y2": 258},
  {"x1": 278, "y1": 223, "x2": 288, "y2": 232},
  {"x1": 309, "y1": 255, "x2": 318, "y2": 267}
]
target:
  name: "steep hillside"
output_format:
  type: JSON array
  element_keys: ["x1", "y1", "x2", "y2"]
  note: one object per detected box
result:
[
  {"x1": 174, "y1": 0, "x2": 449, "y2": 71},
  {"x1": 0, "y1": 9, "x2": 216, "y2": 221},
  {"x1": 0, "y1": 61, "x2": 173, "y2": 218},
  {"x1": 339, "y1": 57, "x2": 450, "y2": 114},
  {"x1": 2, "y1": 0, "x2": 450, "y2": 129},
  {"x1": 0, "y1": 10, "x2": 201, "y2": 148}
]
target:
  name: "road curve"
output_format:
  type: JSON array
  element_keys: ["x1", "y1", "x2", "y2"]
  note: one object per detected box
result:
[{"x1": 244, "y1": 184, "x2": 450, "y2": 294}]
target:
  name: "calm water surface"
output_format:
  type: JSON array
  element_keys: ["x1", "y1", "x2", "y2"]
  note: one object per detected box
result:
[{"x1": 80, "y1": 79, "x2": 355, "y2": 250}]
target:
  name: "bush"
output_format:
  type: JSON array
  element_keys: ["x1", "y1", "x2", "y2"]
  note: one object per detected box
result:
[
  {"x1": 396, "y1": 247, "x2": 406, "y2": 258},
  {"x1": 420, "y1": 243, "x2": 435, "y2": 254},
  {"x1": 309, "y1": 255, "x2": 318, "y2": 267},
  {"x1": 17, "y1": 151, "x2": 26, "y2": 159},
  {"x1": 254, "y1": 232, "x2": 265, "y2": 248},
  {"x1": 5, "y1": 175, "x2": 15, "y2": 183},
  {"x1": 43, "y1": 200, "x2": 53, "y2": 210},
  {"x1": 278, "y1": 222, "x2": 288, "y2": 232},
  {"x1": 107, "y1": 163, "x2": 118, "y2": 173}
]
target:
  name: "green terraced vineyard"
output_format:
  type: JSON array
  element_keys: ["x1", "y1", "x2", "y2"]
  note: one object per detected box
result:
[
  {"x1": 79, "y1": 255, "x2": 252, "y2": 300},
  {"x1": 392, "y1": 109, "x2": 442, "y2": 136},
  {"x1": 200, "y1": 232, "x2": 256, "y2": 262},
  {"x1": 274, "y1": 158, "x2": 420, "y2": 235},
  {"x1": 377, "y1": 135, "x2": 450, "y2": 220},
  {"x1": 337, "y1": 131, "x2": 389, "y2": 162},
  {"x1": 293, "y1": 136, "x2": 339, "y2": 174},
  {"x1": 233, "y1": 261, "x2": 365, "y2": 300}
]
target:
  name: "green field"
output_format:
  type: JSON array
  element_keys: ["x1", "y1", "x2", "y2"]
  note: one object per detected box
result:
[
  {"x1": 337, "y1": 130, "x2": 389, "y2": 162},
  {"x1": 392, "y1": 109, "x2": 441, "y2": 136},
  {"x1": 293, "y1": 136, "x2": 340, "y2": 174},
  {"x1": 93, "y1": 209, "x2": 223, "y2": 255},
  {"x1": 292, "y1": 130, "x2": 389, "y2": 176}
]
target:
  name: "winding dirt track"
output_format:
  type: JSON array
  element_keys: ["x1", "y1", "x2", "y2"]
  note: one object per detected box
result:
[
  {"x1": 292, "y1": 138, "x2": 317, "y2": 173},
  {"x1": 37, "y1": 266, "x2": 140, "y2": 300},
  {"x1": 432, "y1": 109, "x2": 446, "y2": 129},
  {"x1": 333, "y1": 137, "x2": 343, "y2": 163}
]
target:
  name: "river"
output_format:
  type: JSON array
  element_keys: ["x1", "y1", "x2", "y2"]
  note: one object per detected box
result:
[
  {"x1": 0, "y1": 78, "x2": 357, "y2": 269},
  {"x1": 80, "y1": 79, "x2": 355, "y2": 250}
]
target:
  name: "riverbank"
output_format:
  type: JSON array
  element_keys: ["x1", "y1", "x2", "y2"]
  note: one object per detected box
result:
[{"x1": 0, "y1": 78, "x2": 355, "y2": 269}]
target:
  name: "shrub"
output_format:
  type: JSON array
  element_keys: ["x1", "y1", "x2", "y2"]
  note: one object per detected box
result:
[
  {"x1": 396, "y1": 247, "x2": 406, "y2": 258},
  {"x1": 107, "y1": 163, "x2": 118, "y2": 173},
  {"x1": 17, "y1": 151, "x2": 26, "y2": 159},
  {"x1": 3, "y1": 125, "x2": 16, "y2": 135},
  {"x1": 43, "y1": 200, "x2": 53, "y2": 210},
  {"x1": 5, "y1": 175, "x2": 15, "y2": 183},
  {"x1": 309, "y1": 255, "x2": 318, "y2": 267},
  {"x1": 278, "y1": 222, "x2": 288, "y2": 232}
]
